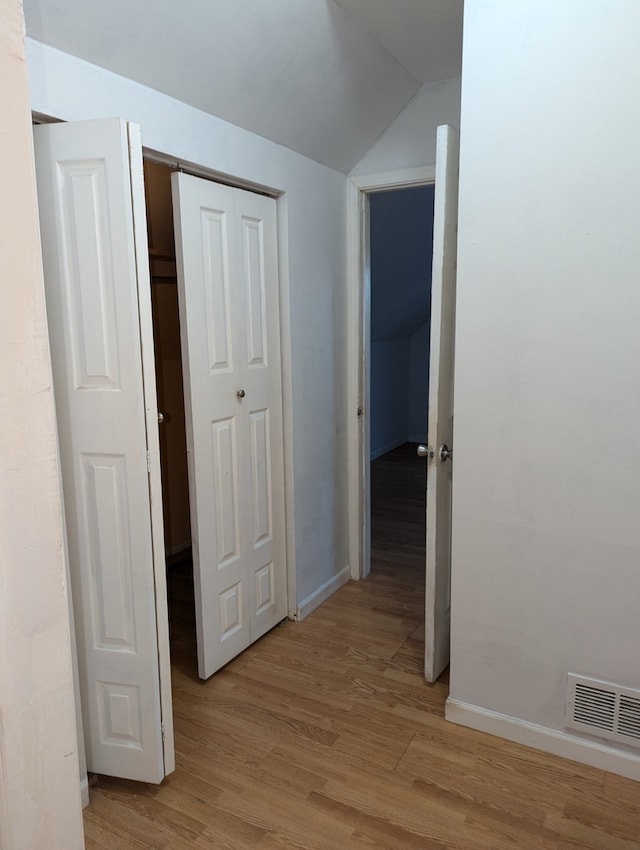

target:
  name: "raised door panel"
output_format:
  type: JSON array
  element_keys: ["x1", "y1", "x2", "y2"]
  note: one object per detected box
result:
[
  {"x1": 58, "y1": 162, "x2": 121, "y2": 388},
  {"x1": 211, "y1": 416, "x2": 241, "y2": 567},
  {"x1": 81, "y1": 453, "x2": 136, "y2": 650},
  {"x1": 202, "y1": 209, "x2": 233, "y2": 372},
  {"x1": 242, "y1": 216, "x2": 268, "y2": 368},
  {"x1": 249, "y1": 408, "x2": 272, "y2": 548},
  {"x1": 34, "y1": 118, "x2": 168, "y2": 781}
]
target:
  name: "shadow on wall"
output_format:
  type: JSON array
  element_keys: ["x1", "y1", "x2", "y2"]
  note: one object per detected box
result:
[{"x1": 369, "y1": 185, "x2": 435, "y2": 459}]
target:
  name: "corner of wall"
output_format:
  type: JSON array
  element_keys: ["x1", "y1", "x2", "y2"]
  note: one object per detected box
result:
[
  {"x1": 295, "y1": 565, "x2": 351, "y2": 621},
  {"x1": 349, "y1": 76, "x2": 462, "y2": 177}
]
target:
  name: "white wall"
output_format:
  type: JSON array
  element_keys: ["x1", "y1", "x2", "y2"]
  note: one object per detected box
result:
[
  {"x1": 26, "y1": 38, "x2": 349, "y2": 607},
  {"x1": 0, "y1": 3, "x2": 84, "y2": 847},
  {"x1": 370, "y1": 340, "x2": 410, "y2": 459},
  {"x1": 349, "y1": 77, "x2": 461, "y2": 177},
  {"x1": 449, "y1": 0, "x2": 640, "y2": 779}
]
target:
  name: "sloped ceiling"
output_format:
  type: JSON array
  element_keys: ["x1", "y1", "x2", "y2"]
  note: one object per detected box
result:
[
  {"x1": 334, "y1": 0, "x2": 463, "y2": 84},
  {"x1": 23, "y1": 0, "x2": 463, "y2": 173}
]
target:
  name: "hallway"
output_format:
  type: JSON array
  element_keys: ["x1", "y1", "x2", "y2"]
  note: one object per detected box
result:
[{"x1": 82, "y1": 445, "x2": 640, "y2": 849}]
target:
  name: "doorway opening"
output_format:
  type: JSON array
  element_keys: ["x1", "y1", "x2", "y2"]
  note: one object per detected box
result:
[
  {"x1": 367, "y1": 183, "x2": 435, "y2": 613},
  {"x1": 348, "y1": 126, "x2": 459, "y2": 684},
  {"x1": 346, "y1": 167, "x2": 436, "y2": 585}
]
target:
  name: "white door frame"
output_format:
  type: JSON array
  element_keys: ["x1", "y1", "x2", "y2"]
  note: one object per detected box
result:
[
  {"x1": 142, "y1": 150, "x2": 298, "y2": 620},
  {"x1": 347, "y1": 166, "x2": 436, "y2": 581}
]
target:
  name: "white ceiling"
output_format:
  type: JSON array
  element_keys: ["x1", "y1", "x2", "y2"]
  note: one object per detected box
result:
[
  {"x1": 23, "y1": 0, "x2": 463, "y2": 173},
  {"x1": 334, "y1": 0, "x2": 463, "y2": 84}
]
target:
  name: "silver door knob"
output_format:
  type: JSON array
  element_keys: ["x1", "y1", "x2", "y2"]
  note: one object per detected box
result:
[
  {"x1": 440, "y1": 444, "x2": 453, "y2": 462},
  {"x1": 157, "y1": 412, "x2": 165, "y2": 424},
  {"x1": 417, "y1": 445, "x2": 429, "y2": 457},
  {"x1": 236, "y1": 389, "x2": 246, "y2": 399}
]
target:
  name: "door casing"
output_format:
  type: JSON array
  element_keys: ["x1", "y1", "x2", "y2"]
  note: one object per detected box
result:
[
  {"x1": 145, "y1": 152, "x2": 298, "y2": 621},
  {"x1": 346, "y1": 166, "x2": 436, "y2": 582}
]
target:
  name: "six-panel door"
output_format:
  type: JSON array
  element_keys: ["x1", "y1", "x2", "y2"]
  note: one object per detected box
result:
[
  {"x1": 34, "y1": 118, "x2": 172, "y2": 782},
  {"x1": 172, "y1": 173, "x2": 287, "y2": 679}
]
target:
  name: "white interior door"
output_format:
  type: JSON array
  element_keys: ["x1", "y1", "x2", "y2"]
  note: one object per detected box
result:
[
  {"x1": 34, "y1": 118, "x2": 173, "y2": 782},
  {"x1": 425, "y1": 124, "x2": 460, "y2": 683},
  {"x1": 172, "y1": 173, "x2": 287, "y2": 679}
]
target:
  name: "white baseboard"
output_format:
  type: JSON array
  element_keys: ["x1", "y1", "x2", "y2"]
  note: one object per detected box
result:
[
  {"x1": 295, "y1": 565, "x2": 350, "y2": 621},
  {"x1": 80, "y1": 776, "x2": 90, "y2": 809},
  {"x1": 370, "y1": 438, "x2": 406, "y2": 461},
  {"x1": 445, "y1": 697, "x2": 640, "y2": 782}
]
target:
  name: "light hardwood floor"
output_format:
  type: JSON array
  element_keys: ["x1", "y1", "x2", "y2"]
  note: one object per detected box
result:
[{"x1": 83, "y1": 444, "x2": 640, "y2": 849}]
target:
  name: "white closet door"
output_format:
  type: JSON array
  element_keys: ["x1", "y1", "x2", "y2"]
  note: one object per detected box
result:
[
  {"x1": 172, "y1": 173, "x2": 287, "y2": 679},
  {"x1": 34, "y1": 118, "x2": 172, "y2": 782},
  {"x1": 424, "y1": 124, "x2": 460, "y2": 683}
]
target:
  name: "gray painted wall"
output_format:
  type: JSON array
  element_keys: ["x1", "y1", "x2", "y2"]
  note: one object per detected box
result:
[
  {"x1": 408, "y1": 321, "x2": 430, "y2": 443},
  {"x1": 370, "y1": 339, "x2": 410, "y2": 459}
]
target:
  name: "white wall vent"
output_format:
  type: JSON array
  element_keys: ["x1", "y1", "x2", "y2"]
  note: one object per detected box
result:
[{"x1": 566, "y1": 674, "x2": 640, "y2": 748}]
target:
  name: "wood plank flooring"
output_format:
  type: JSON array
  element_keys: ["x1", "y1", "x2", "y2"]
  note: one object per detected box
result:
[{"x1": 83, "y1": 444, "x2": 640, "y2": 849}]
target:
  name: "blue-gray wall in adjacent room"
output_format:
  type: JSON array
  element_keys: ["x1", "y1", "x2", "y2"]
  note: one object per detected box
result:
[
  {"x1": 369, "y1": 185, "x2": 434, "y2": 458},
  {"x1": 409, "y1": 322, "x2": 430, "y2": 442},
  {"x1": 370, "y1": 339, "x2": 410, "y2": 459},
  {"x1": 370, "y1": 185, "x2": 434, "y2": 343}
]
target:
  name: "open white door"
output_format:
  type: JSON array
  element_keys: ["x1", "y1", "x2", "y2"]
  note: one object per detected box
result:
[
  {"x1": 34, "y1": 118, "x2": 174, "y2": 782},
  {"x1": 172, "y1": 173, "x2": 287, "y2": 679},
  {"x1": 424, "y1": 124, "x2": 460, "y2": 683}
]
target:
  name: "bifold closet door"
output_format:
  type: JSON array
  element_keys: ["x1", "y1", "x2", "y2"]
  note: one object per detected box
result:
[
  {"x1": 34, "y1": 118, "x2": 173, "y2": 782},
  {"x1": 172, "y1": 173, "x2": 287, "y2": 679}
]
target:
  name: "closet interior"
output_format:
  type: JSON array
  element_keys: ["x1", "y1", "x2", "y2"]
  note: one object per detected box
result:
[{"x1": 143, "y1": 160, "x2": 196, "y2": 671}]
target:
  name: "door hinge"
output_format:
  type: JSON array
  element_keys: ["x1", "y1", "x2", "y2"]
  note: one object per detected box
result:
[
  {"x1": 357, "y1": 406, "x2": 363, "y2": 418},
  {"x1": 161, "y1": 723, "x2": 166, "y2": 744},
  {"x1": 146, "y1": 450, "x2": 151, "y2": 472}
]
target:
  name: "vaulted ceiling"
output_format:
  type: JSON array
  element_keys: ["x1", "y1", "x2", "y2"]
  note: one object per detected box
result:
[{"x1": 23, "y1": 0, "x2": 463, "y2": 173}]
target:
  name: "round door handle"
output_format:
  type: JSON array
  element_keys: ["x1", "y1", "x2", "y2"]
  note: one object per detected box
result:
[
  {"x1": 417, "y1": 445, "x2": 429, "y2": 457},
  {"x1": 157, "y1": 412, "x2": 165, "y2": 424},
  {"x1": 236, "y1": 389, "x2": 246, "y2": 399},
  {"x1": 440, "y1": 444, "x2": 453, "y2": 462}
]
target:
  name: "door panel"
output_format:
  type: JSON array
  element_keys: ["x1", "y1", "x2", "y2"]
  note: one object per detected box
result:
[
  {"x1": 172, "y1": 173, "x2": 287, "y2": 679},
  {"x1": 425, "y1": 124, "x2": 460, "y2": 683},
  {"x1": 34, "y1": 118, "x2": 171, "y2": 782}
]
